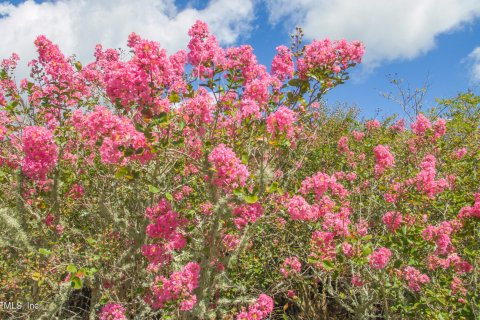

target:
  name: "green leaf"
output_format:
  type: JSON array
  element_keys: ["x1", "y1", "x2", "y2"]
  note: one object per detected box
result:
[
  {"x1": 71, "y1": 276, "x2": 82, "y2": 289},
  {"x1": 165, "y1": 193, "x2": 174, "y2": 201},
  {"x1": 86, "y1": 238, "x2": 96, "y2": 246},
  {"x1": 268, "y1": 182, "x2": 279, "y2": 193},
  {"x1": 362, "y1": 244, "x2": 373, "y2": 256},
  {"x1": 322, "y1": 260, "x2": 334, "y2": 270},
  {"x1": 38, "y1": 248, "x2": 52, "y2": 256},
  {"x1": 115, "y1": 167, "x2": 129, "y2": 179},
  {"x1": 233, "y1": 188, "x2": 244, "y2": 197},
  {"x1": 148, "y1": 185, "x2": 160, "y2": 194},
  {"x1": 66, "y1": 264, "x2": 77, "y2": 274},
  {"x1": 244, "y1": 195, "x2": 258, "y2": 204},
  {"x1": 241, "y1": 153, "x2": 249, "y2": 165}
]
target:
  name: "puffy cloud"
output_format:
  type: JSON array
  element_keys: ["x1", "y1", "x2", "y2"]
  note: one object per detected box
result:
[
  {"x1": 265, "y1": 0, "x2": 480, "y2": 68},
  {"x1": 0, "y1": 0, "x2": 254, "y2": 75},
  {"x1": 467, "y1": 46, "x2": 480, "y2": 82}
]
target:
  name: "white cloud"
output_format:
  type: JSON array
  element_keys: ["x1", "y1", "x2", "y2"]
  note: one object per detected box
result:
[
  {"x1": 0, "y1": 0, "x2": 254, "y2": 77},
  {"x1": 467, "y1": 46, "x2": 480, "y2": 82},
  {"x1": 265, "y1": 0, "x2": 480, "y2": 68}
]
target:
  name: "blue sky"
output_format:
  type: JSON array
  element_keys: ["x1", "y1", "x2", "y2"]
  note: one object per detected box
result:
[{"x1": 1, "y1": 0, "x2": 480, "y2": 118}]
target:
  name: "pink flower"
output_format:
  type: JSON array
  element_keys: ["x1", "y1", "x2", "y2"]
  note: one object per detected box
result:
[
  {"x1": 280, "y1": 256, "x2": 302, "y2": 278},
  {"x1": 150, "y1": 262, "x2": 200, "y2": 311},
  {"x1": 99, "y1": 303, "x2": 127, "y2": 320},
  {"x1": 351, "y1": 274, "x2": 364, "y2": 287},
  {"x1": 271, "y1": 45, "x2": 294, "y2": 81},
  {"x1": 233, "y1": 203, "x2": 264, "y2": 230},
  {"x1": 297, "y1": 38, "x2": 364, "y2": 79},
  {"x1": 411, "y1": 113, "x2": 431, "y2": 136},
  {"x1": 236, "y1": 294, "x2": 274, "y2": 320},
  {"x1": 414, "y1": 155, "x2": 447, "y2": 198},
  {"x1": 21, "y1": 126, "x2": 58, "y2": 180},
  {"x1": 342, "y1": 242, "x2": 354, "y2": 257},
  {"x1": 311, "y1": 231, "x2": 336, "y2": 263},
  {"x1": 266, "y1": 106, "x2": 297, "y2": 138},
  {"x1": 458, "y1": 193, "x2": 480, "y2": 219},
  {"x1": 382, "y1": 211, "x2": 403, "y2": 233},
  {"x1": 373, "y1": 145, "x2": 395, "y2": 176},
  {"x1": 451, "y1": 276, "x2": 467, "y2": 296},
  {"x1": 391, "y1": 118, "x2": 405, "y2": 132},
  {"x1": 368, "y1": 247, "x2": 392, "y2": 269},
  {"x1": 286, "y1": 195, "x2": 318, "y2": 221},
  {"x1": 366, "y1": 119, "x2": 381, "y2": 131},
  {"x1": 403, "y1": 266, "x2": 430, "y2": 292},
  {"x1": 454, "y1": 148, "x2": 467, "y2": 159},
  {"x1": 352, "y1": 130, "x2": 365, "y2": 141},
  {"x1": 208, "y1": 144, "x2": 249, "y2": 191},
  {"x1": 337, "y1": 136, "x2": 349, "y2": 153},
  {"x1": 433, "y1": 118, "x2": 447, "y2": 139}
]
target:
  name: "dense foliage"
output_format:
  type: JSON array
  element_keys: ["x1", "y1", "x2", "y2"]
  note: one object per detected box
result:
[{"x1": 1, "y1": 21, "x2": 480, "y2": 320}]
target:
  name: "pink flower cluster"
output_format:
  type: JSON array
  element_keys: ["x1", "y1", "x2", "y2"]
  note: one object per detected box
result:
[
  {"x1": 266, "y1": 106, "x2": 297, "y2": 139},
  {"x1": 368, "y1": 247, "x2": 392, "y2": 269},
  {"x1": 187, "y1": 20, "x2": 224, "y2": 78},
  {"x1": 458, "y1": 193, "x2": 480, "y2": 219},
  {"x1": 236, "y1": 294, "x2": 274, "y2": 320},
  {"x1": 373, "y1": 145, "x2": 395, "y2": 176},
  {"x1": 422, "y1": 221, "x2": 459, "y2": 255},
  {"x1": 286, "y1": 195, "x2": 318, "y2": 221},
  {"x1": 410, "y1": 114, "x2": 431, "y2": 136},
  {"x1": 99, "y1": 303, "x2": 127, "y2": 320},
  {"x1": 271, "y1": 45, "x2": 294, "y2": 81},
  {"x1": 73, "y1": 106, "x2": 153, "y2": 164},
  {"x1": 233, "y1": 203, "x2": 264, "y2": 230},
  {"x1": 454, "y1": 148, "x2": 468, "y2": 159},
  {"x1": 300, "y1": 171, "x2": 348, "y2": 200},
  {"x1": 413, "y1": 155, "x2": 448, "y2": 198},
  {"x1": 366, "y1": 119, "x2": 381, "y2": 131},
  {"x1": 352, "y1": 130, "x2": 365, "y2": 141},
  {"x1": 150, "y1": 262, "x2": 201, "y2": 311},
  {"x1": 29, "y1": 36, "x2": 90, "y2": 111},
  {"x1": 208, "y1": 144, "x2": 249, "y2": 191},
  {"x1": 180, "y1": 87, "x2": 214, "y2": 125},
  {"x1": 402, "y1": 266, "x2": 430, "y2": 292},
  {"x1": 280, "y1": 256, "x2": 302, "y2": 278},
  {"x1": 310, "y1": 231, "x2": 336, "y2": 264},
  {"x1": 427, "y1": 253, "x2": 473, "y2": 274},
  {"x1": 391, "y1": 118, "x2": 405, "y2": 132},
  {"x1": 142, "y1": 199, "x2": 187, "y2": 271},
  {"x1": 382, "y1": 211, "x2": 403, "y2": 233},
  {"x1": 95, "y1": 32, "x2": 185, "y2": 114},
  {"x1": 451, "y1": 276, "x2": 467, "y2": 296},
  {"x1": 21, "y1": 126, "x2": 58, "y2": 180},
  {"x1": 433, "y1": 118, "x2": 447, "y2": 139},
  {"x1": 0, "y1": 111, "x2": 9, "y2": 141},
  {"x1": 297, "y1": 39, "x2": 364, "y2": 78}
]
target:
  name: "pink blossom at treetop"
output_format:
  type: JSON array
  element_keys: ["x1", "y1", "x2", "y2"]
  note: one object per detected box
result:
[
  {"x1": 271, "y1": 45, "x2": 294, "y2": 81},
  {"x1": 411, "y1": 113, "x2": 431, "y2": 136}
]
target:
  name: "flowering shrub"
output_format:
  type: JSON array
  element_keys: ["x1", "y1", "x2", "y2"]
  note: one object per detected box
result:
[{"x1": 1, "y1": 19, "x2": 480, "y2": 320}]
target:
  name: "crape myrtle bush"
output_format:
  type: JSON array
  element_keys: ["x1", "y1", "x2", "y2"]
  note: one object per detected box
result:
[{"x1": 0, "y1": 20, "x2": 479, "y2": 320}]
